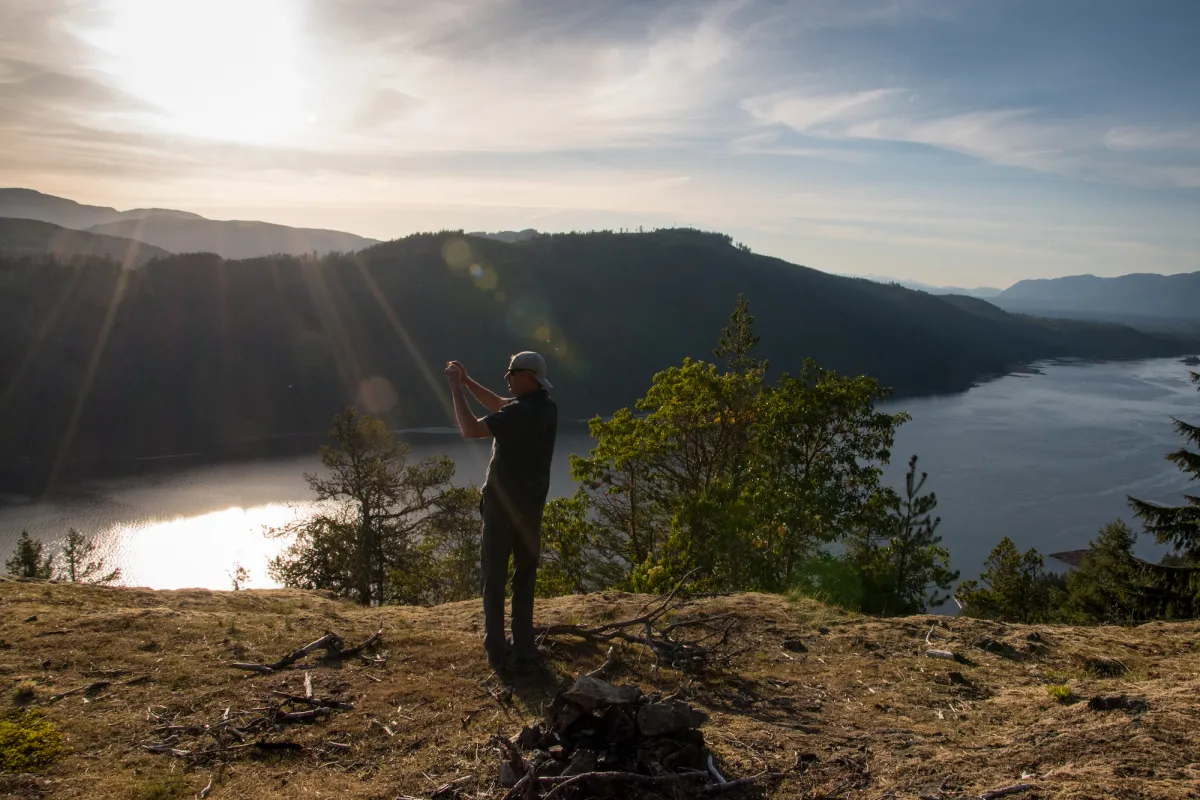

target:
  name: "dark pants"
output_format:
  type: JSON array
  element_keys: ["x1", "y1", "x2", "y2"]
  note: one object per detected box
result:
[{"x1": 480, "y1": 489, "x2": 541, "y2": 662}]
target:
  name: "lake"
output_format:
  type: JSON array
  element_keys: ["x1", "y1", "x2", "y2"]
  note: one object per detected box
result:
[{"x1": 1, "y1": 357, "x2": 1195, "y2": 595}]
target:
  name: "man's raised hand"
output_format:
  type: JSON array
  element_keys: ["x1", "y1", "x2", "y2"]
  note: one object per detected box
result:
[{"x1": 445, "y1": 361, "x2": 464, "y2": 385}]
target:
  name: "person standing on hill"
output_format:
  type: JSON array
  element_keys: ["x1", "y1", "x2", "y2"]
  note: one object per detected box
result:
[{"x1": 445, "y1": 352, "x2": 558, "y2": 671}]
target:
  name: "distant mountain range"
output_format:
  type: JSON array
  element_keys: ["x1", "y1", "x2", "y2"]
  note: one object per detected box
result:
[
  {"x1": 1, "y1": 228, "x2": 1192, "y2": 488},
  {"x1": 990, "y1": 272, "x2": 1200, "y2": 325},
  {"x1": 851, "y1": 274, "x2": 1003, "y2": 298},
  {"x1": 859, "y1": 270, "x2": 1200, "y2": 333},
  {"x1": 0, "y1": 188, "x2": 378, "y2": 259},
  {"x1": 0, "y1": 218, "x2": 169, "y2": 265}
]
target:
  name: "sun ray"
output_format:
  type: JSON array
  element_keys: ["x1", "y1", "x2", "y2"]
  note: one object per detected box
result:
[{"x1": 44, "y1": 268, "x2": 130, "y2": 498}]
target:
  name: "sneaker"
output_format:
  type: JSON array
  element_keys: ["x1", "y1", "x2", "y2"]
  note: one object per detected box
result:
[
  {"x1": 512, "y1": 643, "x2": 549, "y2": 668},
  {"x1": 486, "y1": 646, "x2": 511, "y2": 673}
]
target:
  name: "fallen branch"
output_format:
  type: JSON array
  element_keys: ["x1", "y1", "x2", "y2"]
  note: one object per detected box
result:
[
  {"x1": 535, "y1": 571, "x2": 740, "y2": 672},
  {"x1": 274, "y1": 632, "x2": 344, "y2": 670},
  {"x1": 695, "y1": 772, "x2": 773, "y2": 795},
  {"x1": 707, "y1": 754, "x2": 727, "y2": 784},
  {"x1": 980, "y1": 784, "x2": 1036, "y2": 800},
  {"x1": 48, "y1": 681, "x2": 111, "y2": 702},
  {"x1": 229, "y1": 663, "x2": 275, "y2": 674},
  {"x1": 227, "y1": 629, "x2": 384, "y2": 674},
  {"x1": 268, "y1": 691, "x2": 354, "y2": 711},
  {"x1": 584, "y1": 646, "x2": 618, "y2": 679},
  {"x1": 540, "y1": 770, "x2": 709, "y2": 800}
]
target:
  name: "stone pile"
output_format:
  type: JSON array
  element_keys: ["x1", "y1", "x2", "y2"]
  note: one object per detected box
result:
[{"x1": 499, "y1": 675, "x2": 713, "y2": 788}]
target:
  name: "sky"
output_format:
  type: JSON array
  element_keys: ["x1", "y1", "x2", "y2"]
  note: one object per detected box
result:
[{"x1": 1, "y1": 0, "x2": 1198, "y2": 288}]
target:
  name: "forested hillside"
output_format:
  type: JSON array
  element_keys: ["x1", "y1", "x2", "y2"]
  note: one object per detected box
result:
[{"x1": 0, "y1": 229, "x2": 1190, "y2": 478}]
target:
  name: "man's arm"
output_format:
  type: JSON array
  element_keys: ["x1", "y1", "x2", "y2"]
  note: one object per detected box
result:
[
  {"x1": 447, "y1": 364, "x2": 491, "y2": 439},
  {"x1": 451, "y1": 362, "x2": 510, "y2": 413}
]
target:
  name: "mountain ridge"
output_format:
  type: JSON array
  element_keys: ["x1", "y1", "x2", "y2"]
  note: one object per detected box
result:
[
  {"x1": 0, "y1": 217, "x2": 170, "y2": 264},
  {"x1": 0, "y1": 188, "x2": 379, "y2": 259}
]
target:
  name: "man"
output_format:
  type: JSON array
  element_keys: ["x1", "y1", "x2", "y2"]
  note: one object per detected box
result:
[{"x1": 445, "y1": 352, "x2": 557, "y2": 671}]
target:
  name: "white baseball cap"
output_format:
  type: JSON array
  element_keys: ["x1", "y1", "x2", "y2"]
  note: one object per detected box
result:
[{"x1": 507, "y1": 351, "x2": 553, "y2": 390}]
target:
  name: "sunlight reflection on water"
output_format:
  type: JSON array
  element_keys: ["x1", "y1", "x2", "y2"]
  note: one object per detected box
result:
[{"x1": 109, "y1": 503, "x2": 319, "y2": 590}]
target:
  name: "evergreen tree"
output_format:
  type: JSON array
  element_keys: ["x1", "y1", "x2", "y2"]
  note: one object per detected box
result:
[
  {"x1": 57, "y1": 528, "x2": 121, "y2": 585},
  {"x1": 713, "y1": 293, "x2": 767, "y2": 376},
  {"x1": 1064, "y1": 520, "x2": 1200, "y2": 623},
  {"x1": 849, "y1": 456, "x2": 959, "y2": 615},
  {"x1": 956, "y1": 537, "x2": 1061, "y2": 623},
  {"x1": 1063, "y1": 520, "x2": 1149, "y2": 624},
  {"x1": 5, "y1": 531, "x2": 53, "y2": 579},
  {"x1": 1128, "y1": 369, "x2": 1200, "y2": 560},
  {"x1": 269, "y1": 407, "x2": 480, "y2": 606}
]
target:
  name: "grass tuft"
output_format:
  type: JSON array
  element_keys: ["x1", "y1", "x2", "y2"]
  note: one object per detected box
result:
[
  {"x1": 10, "y1": 681, "x2": 37, "y2": 707},
  {"x1": 1047, "y1": 683, "x2": 1077, "y2": 704}
]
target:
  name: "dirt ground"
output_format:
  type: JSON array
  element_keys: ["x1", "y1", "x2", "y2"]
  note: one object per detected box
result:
[{"x1": 1, "y1": 577, "x2": 1198, "y2": 799}]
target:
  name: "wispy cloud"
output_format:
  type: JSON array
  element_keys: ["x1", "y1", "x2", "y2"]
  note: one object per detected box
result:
[{"x1": 743, "y1": 85, "x2": 1200, "y2": 189}]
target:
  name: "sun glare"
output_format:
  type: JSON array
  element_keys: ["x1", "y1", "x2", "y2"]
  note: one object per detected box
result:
[{"x1": 82, "y1": 0, "x2": 310, "y2": 144}]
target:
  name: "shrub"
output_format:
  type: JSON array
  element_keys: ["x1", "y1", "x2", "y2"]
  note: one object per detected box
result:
[{"x1": 0, "y1": 709, "x2": 64, "y2": 772}]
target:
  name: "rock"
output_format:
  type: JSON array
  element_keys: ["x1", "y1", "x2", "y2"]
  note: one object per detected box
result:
[
  {"x1": 974, "y1": 637, "x2": 1022, "y2": 660},
  {"x1": 817, "y1": 627, "x2": 830, "y2": 635},
  {"x1": 782, "y1": 639, "x2": 808, "y2": 653},
  {"x1": 517, "y1": 724, "x2": 542, "y2": 750},
  {"x1": 565, "y1": 748, "x2": 597, "y2": 776},
  {"x1": 601, "y1": 706, "x2": 635, "y2": 743},
  {"x1": 948, "y1": 671, "x2": 971, "y2": 686},
  {"x1": 1088, "y1": 695, "x2": 1148, "y2": 713},
  {"x1": 637, "y1": 700, "x2": 708, "y2": 737},
  {"x1": 498, "y1": 762, "x2": 520, "y2": 788},
  {"x1": 563, "y1": 675, "x2": 642, "y2": 711}
]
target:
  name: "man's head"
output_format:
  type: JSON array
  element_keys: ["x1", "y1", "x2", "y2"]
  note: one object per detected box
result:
[{"x1": 504, "y1": 351, "x2": 553, "y2": 396}]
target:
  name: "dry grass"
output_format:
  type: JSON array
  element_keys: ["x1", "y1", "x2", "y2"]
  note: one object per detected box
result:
[{"x1": 1, "y1": 577, "x2": 1199, "y2": 799}]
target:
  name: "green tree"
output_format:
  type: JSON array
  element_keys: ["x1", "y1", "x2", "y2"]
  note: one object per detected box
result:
[
  {"x1": 5, "y1": 532, "x2": 53, "y2": 579},
  {"x1": 554, "y1": 296, "x2": 911, "y2": 597},
  {"x1": 269, "y1": 407, "x2": 480, "y2": 606},
  {"x1": 536, "y1": 491, "x2": 607, "y2": 597},
  {"x1": 749, "y1": 363, "x2": 906, "y2": 592},
  {"x1": 848, "y1": 456, "x2": 959, "y2": 615},
  {"x1": 1128, "y1": 369, "x2": 1200, "y2": 561},
  {"x1": 956, "y1": 537, "x2": 1060, "y2": 623},
  {"x1": 56, "y1": 529, "x2": 120, "y2": 585}
]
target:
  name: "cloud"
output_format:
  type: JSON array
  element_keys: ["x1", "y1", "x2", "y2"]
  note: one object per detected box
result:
[
  {"x1": 743, "y1": 83, "x2": 1200, "y2": 189},
  {"x1": 1103, "y1": 126, "x2": 1200, "y2": 152}
]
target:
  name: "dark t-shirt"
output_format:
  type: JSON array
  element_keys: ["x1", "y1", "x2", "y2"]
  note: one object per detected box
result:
[{"x1": 483, "y1": 390, "x2": 558, "y2": 519}]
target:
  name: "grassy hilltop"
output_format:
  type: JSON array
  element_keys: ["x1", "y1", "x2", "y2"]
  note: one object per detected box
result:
[{"x1": 1, "y1": 580, "x2": 1198, "y2": 799}]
